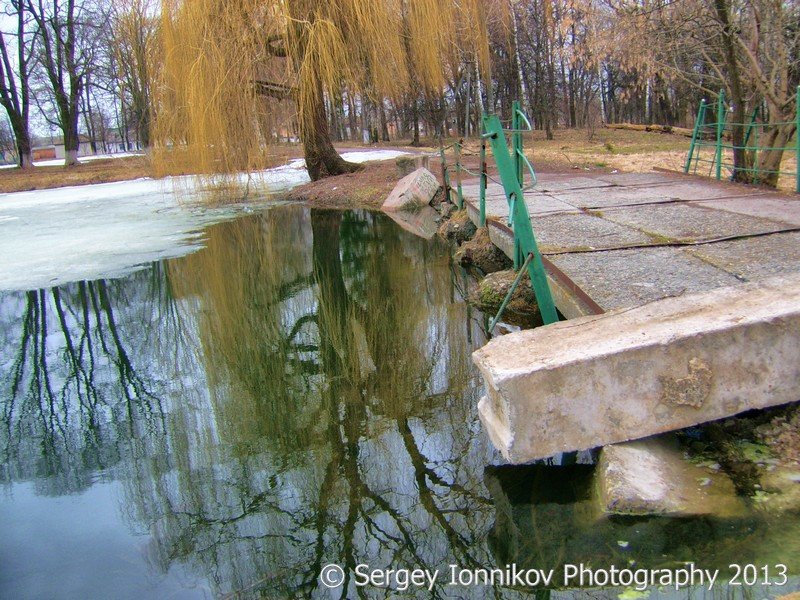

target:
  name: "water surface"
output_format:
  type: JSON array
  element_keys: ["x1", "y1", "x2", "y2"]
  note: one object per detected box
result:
[{"x1": 1, "y1": 205, "x2": 798, "y2": 599}]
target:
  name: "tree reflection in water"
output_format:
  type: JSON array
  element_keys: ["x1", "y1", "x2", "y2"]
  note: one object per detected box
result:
[{"x1": 0, "y1": 205, "x2": 500, "y2": 598}]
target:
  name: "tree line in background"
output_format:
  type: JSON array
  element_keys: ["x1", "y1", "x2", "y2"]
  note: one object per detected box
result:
[
  {"x1": 0, "y1": 0, "x2": 797, "y2": 186},
  {"x1": 0, "y1": 0, "x2": 153, "y2": 167}
]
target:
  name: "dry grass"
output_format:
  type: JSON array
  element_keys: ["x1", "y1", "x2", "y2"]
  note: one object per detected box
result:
[
  {"x1": 0, "y1": 156, "x2": 154, "y2": 193},
  {"x1": 523, "y1": 127, "x2": 798, "y2": 192},
  {"x1": 524, "y1": 126, "x2": 690, "y2": 174}
]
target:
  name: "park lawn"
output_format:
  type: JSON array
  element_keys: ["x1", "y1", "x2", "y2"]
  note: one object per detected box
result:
[
  {"x1": 524, "y1": 126, "x2": 690, "y2": 173},
  {"x1": 1, "y1": 128, "x2": 796, "y2": 196}
]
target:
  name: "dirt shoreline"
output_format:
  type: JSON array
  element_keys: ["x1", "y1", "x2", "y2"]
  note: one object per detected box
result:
[{"x1": 283, "y1": 160, "x2": 410, "y2": 210}]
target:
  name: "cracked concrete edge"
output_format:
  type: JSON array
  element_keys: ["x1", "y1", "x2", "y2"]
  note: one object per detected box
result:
[{"x1": 472, "y1": 273, "x2": 800, "y2": 463}]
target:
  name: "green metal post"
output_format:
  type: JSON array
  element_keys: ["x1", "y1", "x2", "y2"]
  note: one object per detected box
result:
[
  {"x1": 482, "y1": 113, "x2": 558, "y2": 325},
  {"x1": 743, "y1": 105, "x2": 760, "y2": 148},
  {"x1": 796, "y1": 86, "x2": 800, "y2": 194},
  {"x1": 454, "y1": 141, "x2": 464, "y2": 209},
  {"x1": 692, "y1": 103, "x2": 707, "y2": 175},
  {"x1": 488, "y1": 252, "x2": 534, "y2": 331},
  {"x1": 512, "y1": 100, "x2": 523, "y2": 187},
  {"x1": 439, "y1": 142, "x2": 452, "y2": 204},
  {"x1": 479, "y1": 138, "x2": 487, "y2": 226},
  {"x1": 684, "y1": 99, "x2": 706, "y2": 174},
  {"x1": 715, "y1": 90, "x2": 725, "y2": 181}
]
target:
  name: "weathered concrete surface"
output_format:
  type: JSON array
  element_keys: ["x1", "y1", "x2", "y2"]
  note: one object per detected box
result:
[
  {"x1": 597, "y1": 436, "x2": 745, "y2": 517},
  {"x1": 461, "y1": 170, "x2": 800, "y2": 316},
  {"x1": 473, "y1": 273, "x2": 800, "y2": 463},
  {"x1": 601, "y1": 203, "x2": 789, "y2": 242},
  {"x1": 686, "y1": 232, "x2": 800, "y2": 281},
  {"x1": 548, "y1": 246, "x2": 742, "y2": 310},
  {"x1": 382, "y1": 167, "x2": 440, "y2": 211}
]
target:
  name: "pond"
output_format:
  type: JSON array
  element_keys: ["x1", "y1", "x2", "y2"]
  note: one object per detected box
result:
[{"x1": 0, "y1": 204, "x2": 798, "y2": 599}]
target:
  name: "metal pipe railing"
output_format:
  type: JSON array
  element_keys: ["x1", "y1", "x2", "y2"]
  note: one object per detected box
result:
[
  {"x1": 685, "y1": 86, "x2": 800, "y2": 192},
  {"x1": 438, "y1": 108, "x2": 559, "y2": 328}
]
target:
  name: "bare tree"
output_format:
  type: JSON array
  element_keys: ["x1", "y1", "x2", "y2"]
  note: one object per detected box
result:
[
  {"x1": 27, "y1": 0, "x2": 108, "y2": 166},
  {"x1": 0, "y1": 0, "x2": 35, "y2": 168},
  {"x1": 601, "y1": 0, "x2": 800, "y2": 186},
  {"x1": 108, "y1": 0, "x2": 155, "y2": 149}
]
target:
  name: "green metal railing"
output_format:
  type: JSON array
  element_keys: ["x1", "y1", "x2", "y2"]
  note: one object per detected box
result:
[
  {"x1": 439, "y1": 139, "x2": 479, "y2": 212},
  {"x1": 684, "y1": 87, "x2": 800, "y2": 192},
  {"x1": 439, "y1": 101, "x2": 559, "y2": 328}
]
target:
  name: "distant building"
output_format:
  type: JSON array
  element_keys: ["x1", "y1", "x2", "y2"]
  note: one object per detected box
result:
[{"x1": 28, "y1": 132, "x2": 143, "y2": 163}]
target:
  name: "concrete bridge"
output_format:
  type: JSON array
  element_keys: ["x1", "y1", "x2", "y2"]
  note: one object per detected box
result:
[
  {"x1": 462, "y1": 171, "x2": 800, "y2": 467},
  {"x1": 462, "y1": 171, "x2": 800, "y2": 319}
]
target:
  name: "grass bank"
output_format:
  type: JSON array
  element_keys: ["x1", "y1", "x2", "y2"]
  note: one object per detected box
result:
[{"x1": 0, "y1": 156, "x2": 152, "y2": 193}]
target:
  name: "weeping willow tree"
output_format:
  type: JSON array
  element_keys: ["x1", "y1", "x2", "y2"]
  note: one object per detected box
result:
[{"x1": 152, "y1": 0, "x2": 490, "y2": 181}]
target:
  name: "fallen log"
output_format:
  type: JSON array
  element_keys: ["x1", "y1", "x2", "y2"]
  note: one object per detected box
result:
[{"x1": 604, "y1": 122, "x2": 695, "y2": 137}]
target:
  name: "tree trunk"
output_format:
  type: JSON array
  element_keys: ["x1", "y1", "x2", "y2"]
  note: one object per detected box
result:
[
  {"x1": 713, "y1": 0, "x2": 752, "y2": 183},
  {"x1": 597, "y1": 64, "x2": 606, "y2": 125},
  {"x1": 510, "y1": 0, "x2": 527, "y2": 112},
  {"x1": 303, "y1": 80, "x2": 360, "y2": 181},
  {"x1": 347, "y1": 94, "x2": 357, "y2": 141},
  {"x1": 412, "y1": 98, "x2": 420, "y2": 146},
  {"x1": 755, "y1": 124, "x2": 795, "y2": 188},
  {"x1": 379, "y1": 99, "x2": 389, "y2": 142},
  {"x1": 63, "y1": 96, "x2": 81, "y2": 167},
  {"x1": 7, "y1": 112, "x2": 32, "y2": 168}
]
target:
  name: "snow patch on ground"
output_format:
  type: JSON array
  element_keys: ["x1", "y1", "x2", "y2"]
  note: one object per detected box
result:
[
  {"x1": 0, "y1": 152, "x2": 146, "y2": 169},
  {"x1": 0, "y1": 149, "x2": 410, "y2": 291}
]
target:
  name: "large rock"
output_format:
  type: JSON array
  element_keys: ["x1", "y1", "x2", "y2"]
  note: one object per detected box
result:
[
  {"x1": 473, "y1": 273, "x2": 800, "y2": 463},
  {"x1": 382, "y1": 167, "x2": 440, "y2": 212},
  {"x1": 455, "y1": 228, "x2": 513, "y2": 274},
  {"x1": 468, "y1": 269, "x2": 541, "y2": 327},
  {"x1": 436, "y1": 209, "x2": 476, "y2": 243},
  {"x1": 597, "y1": 436, "x2": 746, "y2": 517}
]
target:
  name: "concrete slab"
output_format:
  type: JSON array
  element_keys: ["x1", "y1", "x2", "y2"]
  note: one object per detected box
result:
[
  {"x1": 686, "y1": 232, "x2": 800, "y2": 281},
  {"x1": 382, "y1": 167, "x2": 439, "y2": 211},
  {"x1": 535, "y1": 177, "x2": 614, "y2": 192},
  {"x1": 461, "y1": 183, "x2": 579, "y2": 216},
  {"x1": 472, "y1": 273, "x2": 800, "y2": 463},
  {"x1": 597, "y1": 436, "x2": 746, "y2": 517},
  {"x1": 551, "y1": 188, "x2": 673, "y2": 209},
  {"x1": 595, "y1": 172, "x2": 678, "y2": 186},
  {"x1": 525, "y1": 193, "x2": 579, "y2": 215},
  {"x1": 536, "y1": 172, "x2": 592, "y2": 183},
  {"x1": 470, "y1": 194, "x2": 579, "y2": 222},
  {"x1": 601, "y1": 203, "x2": 787, "y2": 242},
  {"x1": 533, "y1": 213, "x2": 652, "y2": 253},
  {"x1": 694, "y1": 196, "x2": 800, "y2": 227},
  {"x1": 643, "y1": 181, "x2": 765, "y2": 201},
  {"x1": 548, "y1": 247, "x2": 741, "y2": 311}
]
